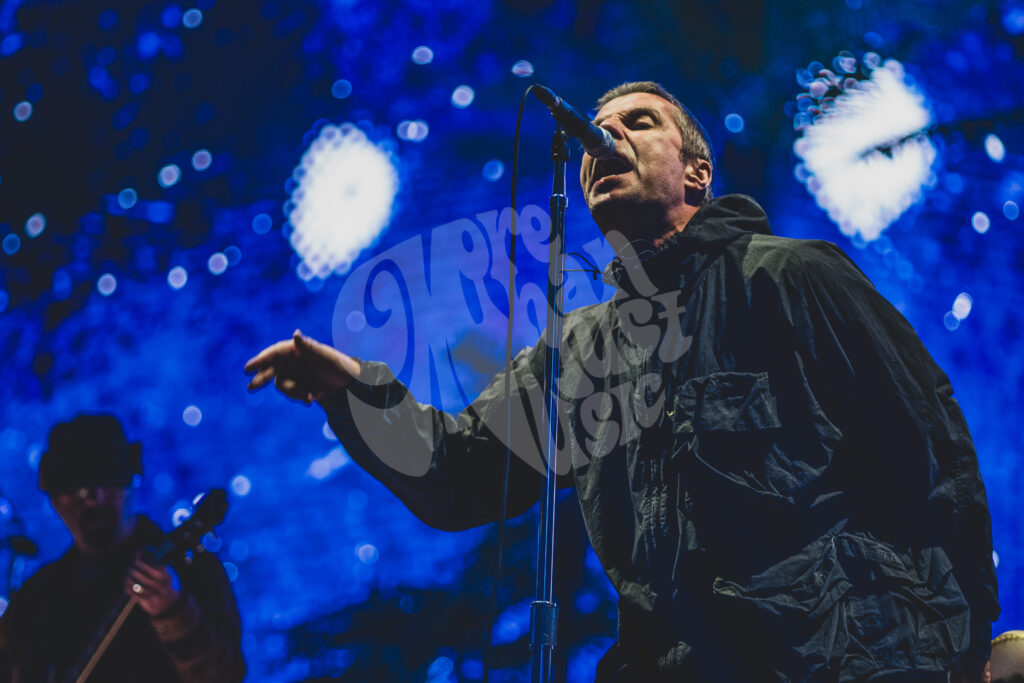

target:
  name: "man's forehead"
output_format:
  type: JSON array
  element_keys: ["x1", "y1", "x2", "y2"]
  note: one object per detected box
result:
[{"x1": 594, "y1": 92, "x2": 675, "y2": 122}]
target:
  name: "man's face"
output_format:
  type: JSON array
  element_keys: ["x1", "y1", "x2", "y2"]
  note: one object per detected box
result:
[
  {"x1": 51, "y1": 485, "x2": 128, "y2": 555},
  {"x1": 579, "y1": 92, "x2": 698, "y2": 235}
]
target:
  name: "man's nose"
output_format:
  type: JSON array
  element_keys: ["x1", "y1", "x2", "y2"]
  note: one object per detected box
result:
[{"x1": 598, "y1": 118, "x2": 627, "y2": 140}]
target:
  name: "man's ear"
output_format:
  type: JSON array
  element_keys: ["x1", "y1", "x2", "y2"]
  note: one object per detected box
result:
[{"x1": 683, "y1": 158, "x2": 712, "y2": 193}]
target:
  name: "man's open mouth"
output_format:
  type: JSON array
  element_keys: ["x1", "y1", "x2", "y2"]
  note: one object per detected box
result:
[{"x1": 592, "y1": 156, "x2": 632, "y2": 185}]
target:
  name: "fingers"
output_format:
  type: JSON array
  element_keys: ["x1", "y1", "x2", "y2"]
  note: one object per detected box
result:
[
  {"x1": 131, "y1": 555, "x2": 169, "y2": 581},
  {"x1": 126, "y1": 557, "x2": 181, "y2": 616},
  {"x1": 293, "y1": 329, "x2": 311, "y2": 351},
  {"x1": 247, "y1": 365, "x2": 277, "y2": 391},
  {"x1": 244, "y1": 339, "x2": 298, "y2": 374},
  {"x1": 247, "y1": 331, "x2": 347, "y2": 402},
  {"x1": 126, "y1": 559, "x2": 171, "y2": 597}
]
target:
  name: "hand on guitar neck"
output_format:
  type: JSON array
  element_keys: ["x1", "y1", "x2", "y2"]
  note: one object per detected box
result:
[{"x1": 123, "y1": 552, "x2": 183, "y2": 617}]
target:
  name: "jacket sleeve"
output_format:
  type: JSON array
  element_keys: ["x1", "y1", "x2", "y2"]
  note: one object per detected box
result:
[
  {"x1": 152, "y1": 551, "x2": 246, "y2": 683},
  {"x1": 321, "y1": 339, "x2": 569, "y2": 532},
  {"x1": 752, "y1": 239, "x2": 1000, "y2": 665}
]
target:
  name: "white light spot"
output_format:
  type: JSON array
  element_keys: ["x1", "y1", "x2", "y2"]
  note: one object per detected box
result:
[
  {"x1": 356, "y1": 543, "x2": 379, "y2": 564},
  {"x1": 993, "y1": 549, "x2": 999, "y2": 568},
  {"x1": 182, "y1": 8, "x2": 202, "y2": 28},
  {"x1": 97, "y1": 273, "x2": 117, "y2": 296},
  {"x1": 158, "y1": 164, "x2": 181, "y2": 188},
  {"x1": 207, "y1": 252, "x2": 228, "y2": 275},
  {"x1": 171, "y1": 505, "x2": 191, "y2": 527},
  {"x1": 286, "y1": 124, "x2": 398, "y2": 277},
  {"x1": 118, "y1": 188, "x2": 138, "y2": 209},
  {"x1": 724, "y1": 113, "x2": 745, "y2": 133},
  {"x1": 322, "y1": 421, "x2": 337, "y2": 440},
  {"x1": 345, "y1": 310, "x2": 366, "y2": 332},
  {"x1": 191, "y1": 149, "x2": 212, "y2": 171},
  {"x1": 411, "y1": 45, "x2": 433, "y2": 64},
  {"x1": 167, "y1": 266, "x2": 188, "y2": 289},
  {"x1": 396, "y1": 119, "x2": 429, "y2": 142},
  {"x1": 483, "y1": 159, "x2": 504, "y2": 181},
  {"x1": 984, "y1": 134, "x2": 1005, "y2": 163},
  {"x1": 13, "y1": 101, "x2": 32, "y2": 122},
  {"x1": 952, "y1": 292, "x2": 973, "y2": 320},
  {"x1": 943, "y1": 311, "x2": 960, "y2": 331},
  {"x1": 451, "y1": 85, "x2": 475, "y2": 108},
  {"x1": 511, "y1": 59, "x2": 534, "y2": 77},
  {"x1": 25, "y1": 213, "x2": 45, "y2": 238},
  {"x1": 306, "y1": 447, "x2": 350, "y2": 480},
  {"x1": 1004, "y1": 201, "x2": 1020, "y2": 221},
  {"x1": 794, "y1": 59, "x2": 936, "y2": 242},
  {"x1": 230, "y1": 474, "x2": 251, "y2": 496},
  {"x1": 182, "y1": 404, "x2": 202, "y2": 426},
  {"x1": 971, "y1": 211, "x2": 990, "y2": 234}
]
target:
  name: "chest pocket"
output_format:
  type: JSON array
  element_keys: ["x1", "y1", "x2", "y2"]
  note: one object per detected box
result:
[{"x1": 671, "y1": 371, "x2": 796, "y2": 534}]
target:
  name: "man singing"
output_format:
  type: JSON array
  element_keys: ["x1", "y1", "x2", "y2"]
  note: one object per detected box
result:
[{"x1": 245, "y1": 81, "x2": 999, "y2": 681}]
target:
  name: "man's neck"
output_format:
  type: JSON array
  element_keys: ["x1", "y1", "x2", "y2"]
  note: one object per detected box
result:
[
  {"x1": 76, "y1": 515, "x2": 139, "y2": 558},
  {"x1": 595, "y1": 201, "x2": 702, "y2": 255}
]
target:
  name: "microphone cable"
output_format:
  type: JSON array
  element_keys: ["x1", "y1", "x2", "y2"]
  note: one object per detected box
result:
[{"x1": 482, "y1": 83, "x2": 536, "y2": 683}]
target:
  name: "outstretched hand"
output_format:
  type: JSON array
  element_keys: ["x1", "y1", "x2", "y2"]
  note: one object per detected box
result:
[{"x1": 244, "y1": 330, "x2": 361, "y2": 405}]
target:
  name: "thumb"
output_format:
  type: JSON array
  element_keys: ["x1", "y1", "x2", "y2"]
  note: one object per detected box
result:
[{"x1": 293, "y1": 329, "x2": 313, "y2": 353}]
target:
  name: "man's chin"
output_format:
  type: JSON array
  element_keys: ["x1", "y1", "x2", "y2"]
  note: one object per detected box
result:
[
  {"x1": 78, "y1": 520, "x2": 120, "y2": 549},
  {"x1": 587, "y1": 190, "x2": 640, "y2": 221}
]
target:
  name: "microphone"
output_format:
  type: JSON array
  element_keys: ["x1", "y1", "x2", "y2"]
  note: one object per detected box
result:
[{"x1": 532, "y1": 85, "x2": 616, "y2": 159}]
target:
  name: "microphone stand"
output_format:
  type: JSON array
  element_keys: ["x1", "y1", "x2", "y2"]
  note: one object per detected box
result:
[{"x1": 529, "y1": 127, "x2": 569, "y2": 683}]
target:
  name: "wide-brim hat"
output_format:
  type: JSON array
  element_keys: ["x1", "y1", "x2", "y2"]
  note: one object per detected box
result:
[{"x1": 39, "y1": 414, "x2": 142, "y2": 493}]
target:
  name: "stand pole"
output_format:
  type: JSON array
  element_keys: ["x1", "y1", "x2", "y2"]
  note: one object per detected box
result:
[{"x1": 529, "y1": 127, "x2": 569, "y2": 683}]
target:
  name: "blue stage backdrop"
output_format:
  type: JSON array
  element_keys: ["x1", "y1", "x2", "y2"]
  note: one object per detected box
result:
[{"x1": 1, "y1": 0, "x2": 1021, "y2": 680}]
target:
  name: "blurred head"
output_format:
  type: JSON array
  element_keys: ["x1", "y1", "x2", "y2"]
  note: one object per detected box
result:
[
  {"x1": 40, "y1": 414, "x2": 142, "y2": 555},
  {"x1": 580, "y1": 81, "x2": 713, "y2": 243},
  {"x1": 991, "y1": 630, "x2": 1024, "y2": 683}
]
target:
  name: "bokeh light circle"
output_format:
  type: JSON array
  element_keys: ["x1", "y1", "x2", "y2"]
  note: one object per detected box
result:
[
  {"x1": 97, "y1": 273, "x2": 117, "y2": 296},
  {"x1": 286, "y1": 123, "x2": 399, "y2": 277},
  {"x1": 167, "y1": 266, "x2": 188, "y2": 289}
]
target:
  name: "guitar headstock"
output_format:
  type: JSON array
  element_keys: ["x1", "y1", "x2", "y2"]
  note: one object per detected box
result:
[{"x1": 148, "y1": 488, "x2": 229, "y2": 565}]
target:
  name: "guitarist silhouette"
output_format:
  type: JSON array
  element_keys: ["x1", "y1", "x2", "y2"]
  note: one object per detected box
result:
[{"x1": 0, "y1": 414, "x2": 245, "y2": 683}]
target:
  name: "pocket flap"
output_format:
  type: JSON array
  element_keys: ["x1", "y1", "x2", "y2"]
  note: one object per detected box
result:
[
  {"x1": 673, "y1": 371, "x2": 781, "y2": 434},
  {"x1": 711, "y1": 533, "x2": 850, "y2": 621}
]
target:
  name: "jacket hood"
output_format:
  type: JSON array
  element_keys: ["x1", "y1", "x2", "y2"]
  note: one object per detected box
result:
[{"x1": 603, "y1": 194, "x2": 772, "y2": 292}]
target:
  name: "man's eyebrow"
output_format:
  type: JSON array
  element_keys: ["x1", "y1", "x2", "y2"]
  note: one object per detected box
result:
[{"x1": 593, "y1": 106, "x2": 662, "y2": 127}]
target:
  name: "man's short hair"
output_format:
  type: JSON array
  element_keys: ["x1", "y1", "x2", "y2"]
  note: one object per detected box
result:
[{"x1": 596, "y1": 81, "x2": 715, "y2": 203}]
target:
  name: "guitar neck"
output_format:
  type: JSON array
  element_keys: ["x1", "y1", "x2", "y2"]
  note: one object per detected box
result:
[{"x1": 61, "y1": 595, "x2": 138, "y2": 683}]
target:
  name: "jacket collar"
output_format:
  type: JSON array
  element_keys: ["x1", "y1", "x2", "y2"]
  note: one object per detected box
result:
[{"x1": 602, "y1": 194, "x2": 772, "y2": 295}]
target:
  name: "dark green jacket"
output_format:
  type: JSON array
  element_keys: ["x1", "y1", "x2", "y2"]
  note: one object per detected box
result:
[{"x1": 326, "y1": 194, "x2": 999, "y2": 681}]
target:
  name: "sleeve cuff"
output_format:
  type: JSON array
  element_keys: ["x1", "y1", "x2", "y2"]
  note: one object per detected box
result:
[
  {"x1": 320, "y1": 361, "x2": 405, "y2": 419},
  {"x1": 149, "y1": 593, "x2": 202, "y2": 643}
]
